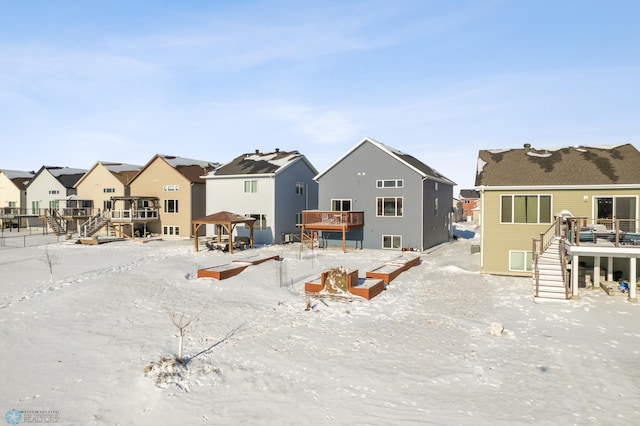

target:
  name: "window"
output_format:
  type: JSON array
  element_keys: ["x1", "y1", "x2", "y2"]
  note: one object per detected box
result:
[
  {"x1": 31, "y1": 201, "x2": 40, "y2": 215},
  {"x1": 434, "y1": 197, "x2": 438, "y2": 216},
  {"x1": 295, "y1": 182, "x2": 304, "y2": 195},
  {"x1": 377, "y1": 197, "x2": 403, "y2": 217},
  {"x1": 164, "y1": 199, "x2": 179, "y2": 213},
  {"x1": 103, "y1": 188, "x2": 116, "y2": 193},
  {"x1": 104, "y1": 200, "x2": 112, "y2": 211},
  {"x1": 163, "y1": 226, "x2": 180, "y2": 236},
  {"x1": 138, "y1": 199, "x2": 152, "y2": 209},
  {"x1": 8, "y1": 201, "x2": 16, "y2": 208},
  {"x1": 244, "y1": 180, "x2": 257, "y2": 193},
  {"x1": 49, "y1": 200, "x2": 57, "y2": 210},
  {"x1": 510, "y1": 250, "x2": 532, "y2": 272},
  {"x1": 163, "y1": 185, "x2": 179, "y2": 192},
  {"x1": 246, "y1": 214, "x2": 267, "y2": 230},
  {"x1": 376, "y1": 179, "x2": 403, "y2": 188},
  {"x1": 501, "y1": 195, "x2": 551, "y2": 224},
  {"x1": 295, "y1": 213, "x2": 302, "y2": 226},
  {"x1": 331, "y1": 199, "x2": 351, "y2": 211},
  {"x1": 382, "y1": 235, "x2": 402, "y2": 249},
  {"x1": 434, "y1": 182, "x2": 438, "y2": 190},
  {"x1": 48, "y1": 190, "x2": 59, "y2": 195}
]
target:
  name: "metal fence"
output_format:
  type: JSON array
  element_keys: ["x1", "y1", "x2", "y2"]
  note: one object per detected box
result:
[{"x1": 0, "y1": 227, "x2": 62, "y2": 249}]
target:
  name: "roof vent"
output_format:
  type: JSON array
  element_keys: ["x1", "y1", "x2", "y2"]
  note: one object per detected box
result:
[
  {"x1": 255, "y1": 149, "x2": 260, "y2": 154},
  {"x1": 275, "y1": 148, "x2": 280, "y2": 153},
  {"x1": 523, "y1": 143, "x2": 531, "y2": 149}
]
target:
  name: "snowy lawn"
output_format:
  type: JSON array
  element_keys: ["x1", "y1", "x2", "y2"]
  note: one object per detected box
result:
[{"x1": 1, "y1": 225, "x2": 639, "y2": 425}]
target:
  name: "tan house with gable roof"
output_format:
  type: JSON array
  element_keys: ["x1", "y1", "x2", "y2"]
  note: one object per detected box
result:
[
  {"x1": 74, "y1": 161, "x2": 142, "y2": 213},
  {"x1": 475, "y1": 143, "x2": 640, "y2": 295},
  {"x1": 129, "y1": 154, "x2": 220, "y2": 238}
]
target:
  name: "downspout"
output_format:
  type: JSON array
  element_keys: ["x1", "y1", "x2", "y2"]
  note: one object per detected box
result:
[
  {"x1": 421, "y1": 177, "x2": 426, "y2": 251},
  {"x1": 479, "y1": 186, "x2": 485, "y2": 269}
]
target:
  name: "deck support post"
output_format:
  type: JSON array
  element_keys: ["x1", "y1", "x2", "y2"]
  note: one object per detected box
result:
[
  {"x1": 629, "y1": 257, "x2": 637, "y2": 302},
  {"x1": 571, "y1": 253, "x2": 580, "y2": 298},
  {"x1": 593, "y1": 256, "x2": 601, "y2": 288}
]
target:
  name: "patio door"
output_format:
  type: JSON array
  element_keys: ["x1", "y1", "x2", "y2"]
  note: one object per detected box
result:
[{"x1": 595, "y1": 196, "x2": 637, "y2": 232}]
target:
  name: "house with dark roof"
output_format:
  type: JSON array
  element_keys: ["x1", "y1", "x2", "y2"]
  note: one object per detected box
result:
[
  {"x1": 459, "y1": 189, "x2": 480, "y2": 222},
  {"x1": 313, "y1": 137, "x2": 456, "y2": 251},
  {"x1": 203, "y1": 149, "x2": 318, "y2": 245},
  {"x1": 25, "y1": 166, "x2": 87, "y2": 215},
  {"x1": 128, "y1": 155, "x2": 220, "y2": 238},
  {"x1": 75, "y1": 161, "x2": 142, "y2": 212},
  {"x1": 0, "y1": 169, "x2": 35, "y2": 227},
  {"x1": 475, "y1": 143, "x2": 640, "y2": 302}
]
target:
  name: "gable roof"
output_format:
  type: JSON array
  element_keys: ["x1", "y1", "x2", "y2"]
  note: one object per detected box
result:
[
  {"x1": 212, "y1": 149, "x2": 317, "y2": 177},
  {"x1": 130, "y1": 154, "x2": 221, "y2": 185},
  {"x1": 74, "y1": 161, "x2": 142, "y2": 188},
  {"x1": 475, "y1": 143, "x2": 640, "y2": 187},
  {"x1": 314, "y1": 137, "x2": 456, "y2": 185},
  {"x1": 26, "y1": 166, "x2": 87, "y2": 189},
  {"x1": 1, "y1": 169, "x2": 34, "y2": 191},
  {"x1": 459, "y1": 189, "x2": 480, "y2": 199}
]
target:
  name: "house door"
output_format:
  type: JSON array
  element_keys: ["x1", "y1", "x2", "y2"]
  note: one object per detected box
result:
[{"x1": 595, "y1": 197, "x2": 637, "y2": 232}]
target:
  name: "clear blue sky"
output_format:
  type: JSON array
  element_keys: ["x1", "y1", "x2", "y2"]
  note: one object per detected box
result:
[{"x1": 1, "y1": 0, "x2": 638, "y2": 193}]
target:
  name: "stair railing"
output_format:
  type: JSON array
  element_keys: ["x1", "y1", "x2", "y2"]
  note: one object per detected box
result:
[{"x1": 532, "y1": 217, "x2": 564, "y2": 297}]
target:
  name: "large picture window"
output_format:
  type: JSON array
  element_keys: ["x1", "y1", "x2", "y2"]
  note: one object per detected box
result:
[
  {"x1": 246, "y1": 213, "x2": 267, "y2": 230},
  {"x1": 501, "y1": 195, "x2": 551, "y2": 224},
  {"x1": 510, "y1": 250, "x2": 532, "y2": 272},
  {"x1": 331, "y1": 199, "x2": 351, "y2": 211},
  {"x1": 377, "y1": 197, "x2": 403, "y2": 217}
]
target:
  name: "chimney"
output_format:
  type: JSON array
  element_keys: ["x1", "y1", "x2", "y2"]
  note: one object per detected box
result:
[
  {"x1": 275, "y1": 148, "x2": 280, "y2": 153},
  {"x1": 255, "y1": 149, "x2": 260, "y2": 154}
]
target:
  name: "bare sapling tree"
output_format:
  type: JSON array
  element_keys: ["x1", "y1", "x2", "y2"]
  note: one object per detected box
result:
[
  {"x1": 44, "y1": 245, "x2": 58, "y2": 282},
  {"x1": 167, "y1": 306, "x2": 205, "y2": 363}
]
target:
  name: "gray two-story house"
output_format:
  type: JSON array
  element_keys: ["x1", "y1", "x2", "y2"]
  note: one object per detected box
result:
[{"x1": 314, "y1": 137, "x2": 456, "y2": 251}]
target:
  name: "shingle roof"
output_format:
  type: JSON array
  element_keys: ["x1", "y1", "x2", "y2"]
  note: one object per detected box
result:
[
  {"x1": 475, "y1": 144, "x2": 640, "y2": 187},
  {"x1": 214, "y1": 150, "x2": 311, "y2": 176},
  {"x1": 315, "y1": 137, "x2": 456, "y2": 185},
  {"x1": 459, "y1": 189, "x2": 480, "y2": 199}
]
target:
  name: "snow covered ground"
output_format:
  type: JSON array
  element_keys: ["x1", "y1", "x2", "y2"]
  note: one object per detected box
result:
[{"x1": 1, "y1": 224, "x2": 639, "y2": 425}]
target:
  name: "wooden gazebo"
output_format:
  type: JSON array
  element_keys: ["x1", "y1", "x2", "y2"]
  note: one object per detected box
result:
[{"x1": 192, "y1": 211, "x2": 255, "y2": 253}]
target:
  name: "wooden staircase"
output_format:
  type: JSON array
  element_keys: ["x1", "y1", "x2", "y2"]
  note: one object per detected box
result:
[
  {"x1": 80, "y1": 212, "x2": 110, "y2": 238},
  {"x1": 533, "y1": 237, "x2": 570, "y2": 302},
  {"x1": 45, "y1": 209, "x2": 66, "y2": 236}
]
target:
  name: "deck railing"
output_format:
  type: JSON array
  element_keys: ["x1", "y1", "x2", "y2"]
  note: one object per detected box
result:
[
  {"x1": 301, "y1": 210, "x2": 364, "y2": 227},
  {"x1": 110, "y1": 208, "x2": 159, "y2": 221}
]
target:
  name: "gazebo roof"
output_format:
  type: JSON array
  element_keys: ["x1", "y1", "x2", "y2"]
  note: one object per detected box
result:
[{"x1": 192, "y1": 211, "x2": 256, "y2": 225}]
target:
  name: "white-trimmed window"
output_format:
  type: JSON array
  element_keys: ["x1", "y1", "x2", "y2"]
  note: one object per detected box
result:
[
  {"x1": 295, "y1": 182, "x2": 304, "y2": 195},
  {"x1": 103, "y1": 200, "x2": 112, "y2": 211},
  {"x1": 382, "y1": 235, "x2": 402, "y2": 249},
  {"x1": 8, "y1": 201, "x2": 16, "y2": 208},
  {"x1": 331, "y1": 199, "x2": 351, "y2": 211},
  {"x1": 163, "y1": 225, "x2": 180, "y2": 236},
  {"x1": 164, "y1": 199, "x2": 179, "y2": 213},
  {"x1": 103, "y1": 188, "x2": 116, "y2": 193},
  {"x1": 163, "y1": 185, "x2": 179, "y2": 192},
  {"x1": 501, "y1": 195, "x2": 552, "y2": 224},
  {"x1": 434, "y1": 182, "x2": 438, "y2": 190},
  {"x1": 434, "y1": 197, "x2": 438, "y2": 216},
  {"x1": 509, "y1": 250, "x2": 532, "y2": 272},
  {"x1": 376, "y1": 179, "x2": 403, "y2": 188},
  {"x1": 246, "y1": 213, "x2": 267, "y2": 230},
  {"x1": 244, "y1": 180, "x2": 258, "y2": 193},
  {"x1": 377, "y1": 197, "x2": 403, "y2": 217},
  {"x1": 295, "y1": 213, "x2": 302, "y2": 226},
  {"x1": 48, "y1": 190, "x2": 59, "y2": 195}
]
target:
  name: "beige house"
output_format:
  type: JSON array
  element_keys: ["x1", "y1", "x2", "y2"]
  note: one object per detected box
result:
[
  {"x1": 74, "y1": 161, "x2": 142, "y2": 213},
  {"x1": 129, "y1": 155, "x2": 219, "y2": 238},
  {"x1": 475, "y1": 143, "x2": 640, "y2": 301},
  {"x1": 0, "y1": 169, "x2": 34, "y2": 228}
]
